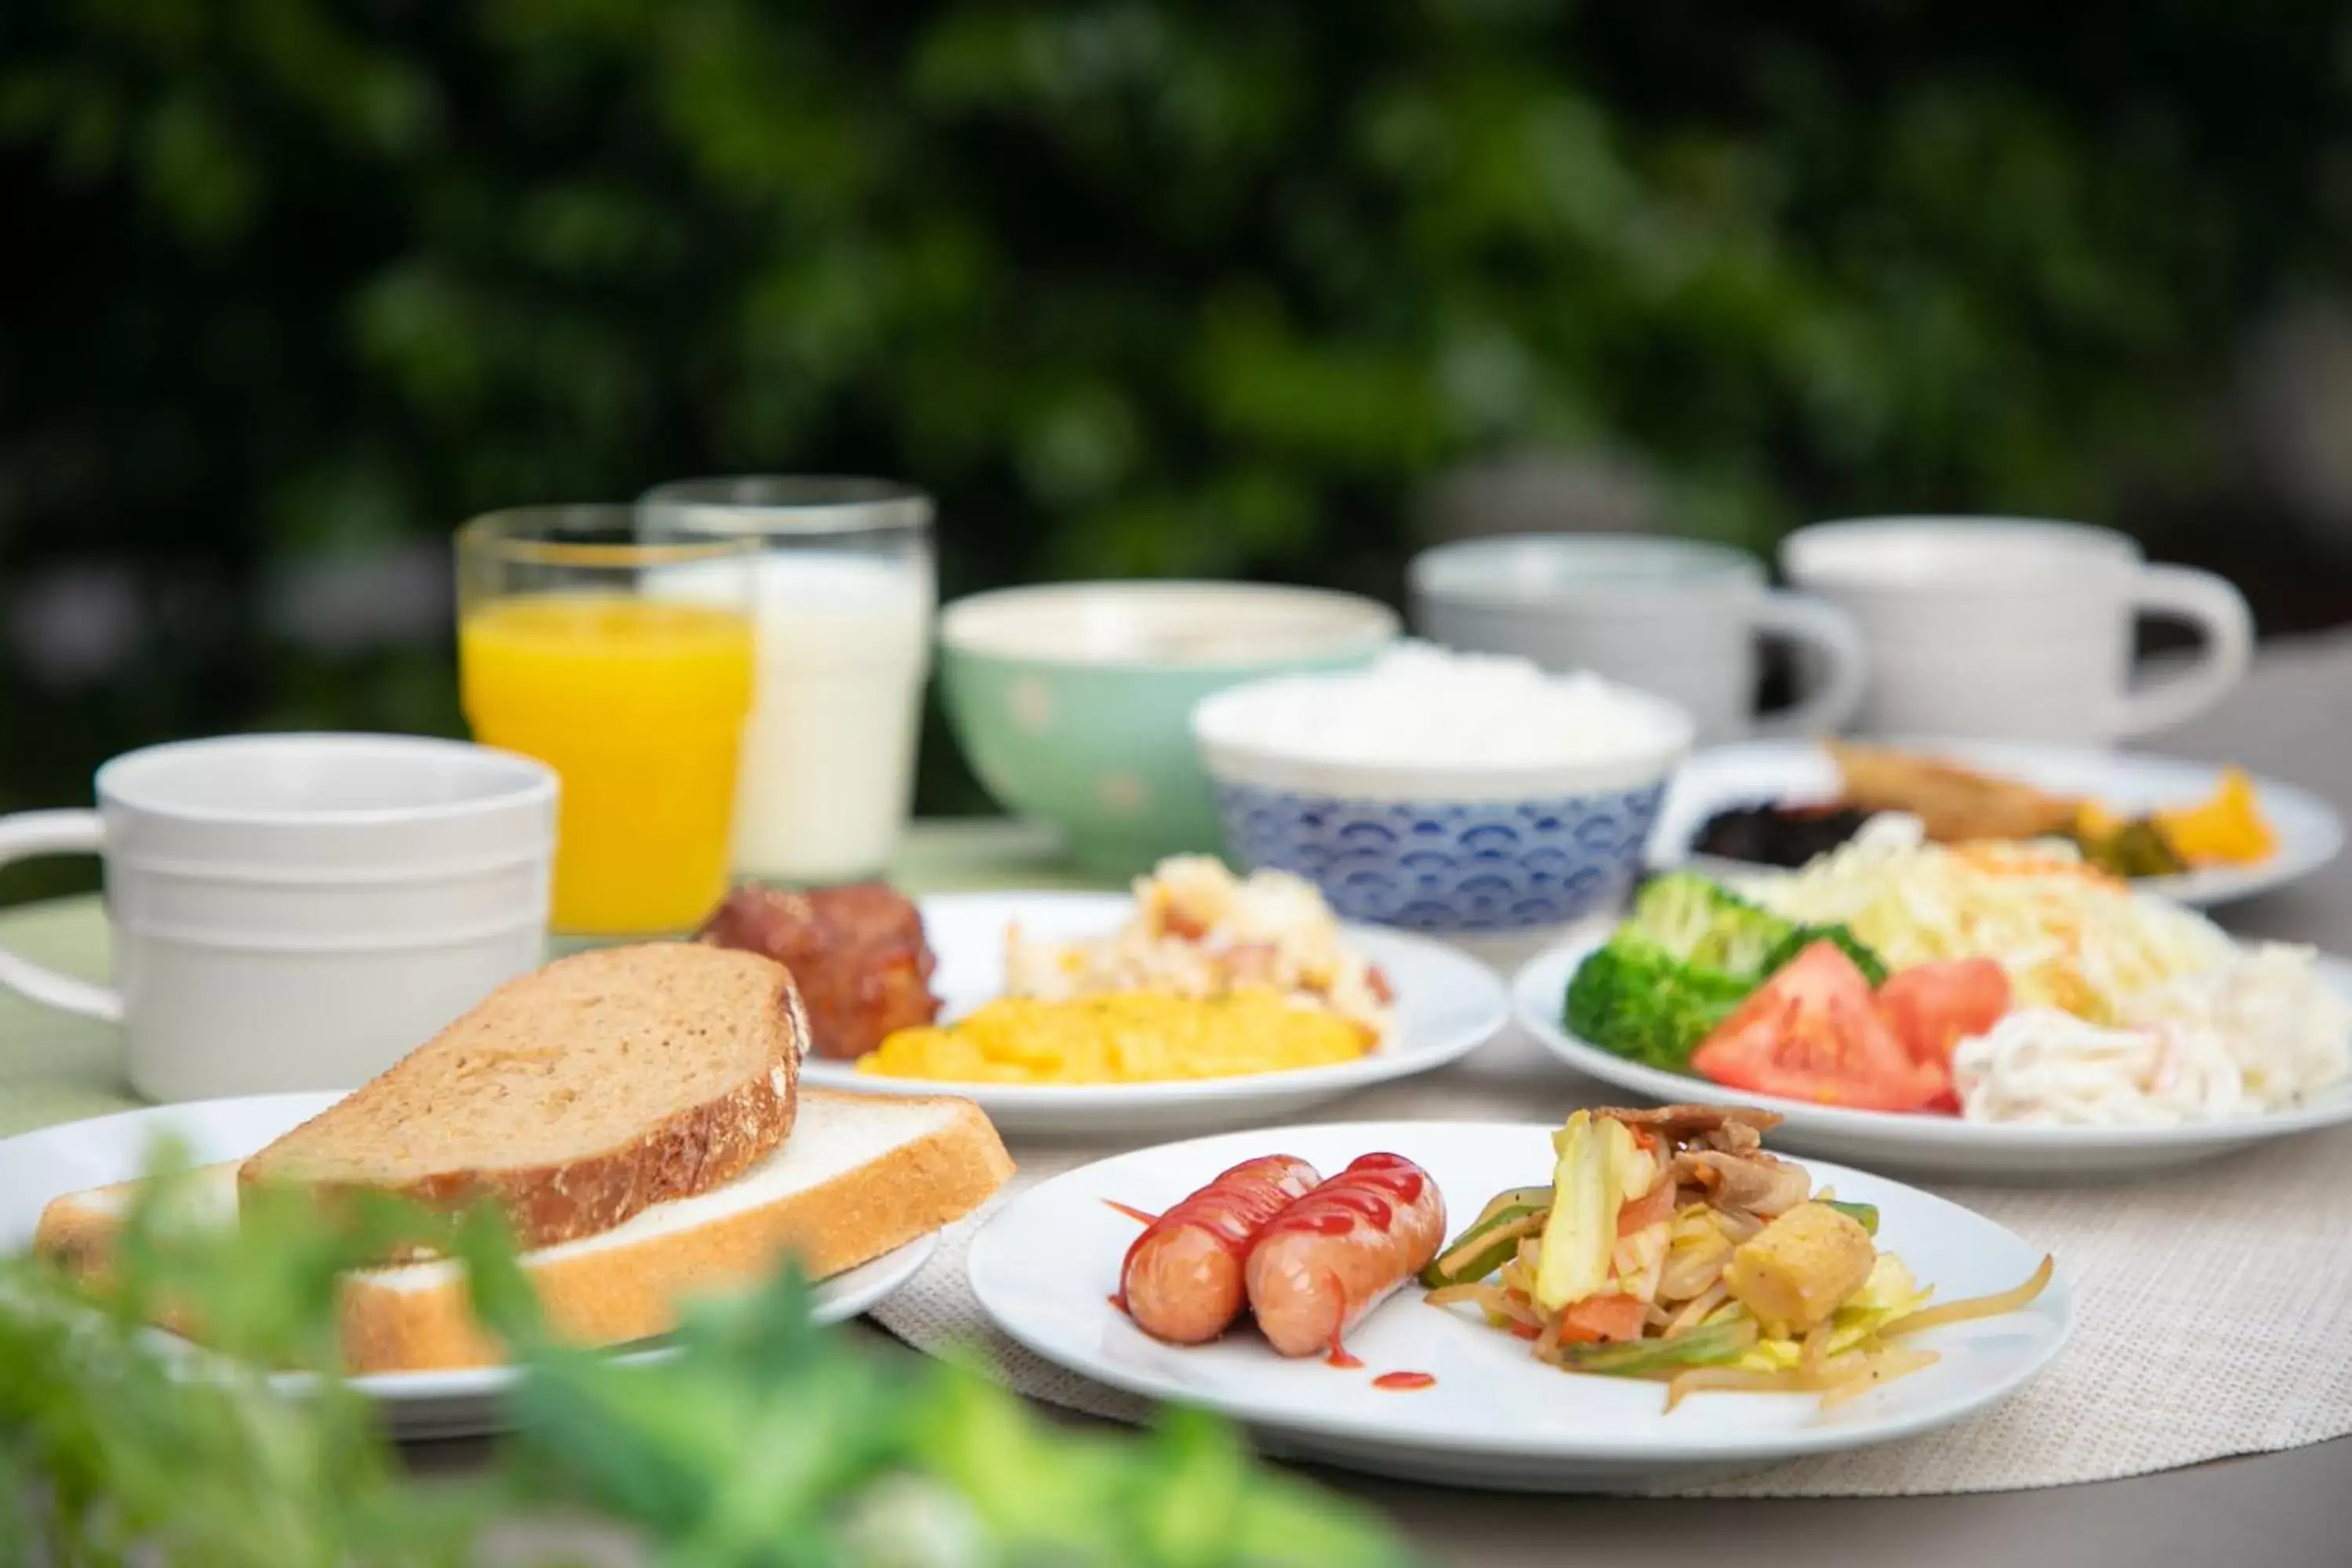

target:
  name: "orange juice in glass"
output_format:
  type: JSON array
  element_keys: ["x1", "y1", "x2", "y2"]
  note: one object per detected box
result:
[{"x1": 456, "y1": 507, "x2": 756, "y2": 935}]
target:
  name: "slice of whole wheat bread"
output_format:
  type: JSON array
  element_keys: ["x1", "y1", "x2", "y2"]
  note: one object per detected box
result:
[
  {"x1": 238, "y1": 943, "x2": 808, "y2": 1250},
  {"x1": 34, "y1": 1090, "x2": 1014, "y2": 1373}
]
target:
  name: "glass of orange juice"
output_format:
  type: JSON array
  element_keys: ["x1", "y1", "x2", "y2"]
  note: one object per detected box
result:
[{"x1": 456, "y1": 506, "x2": 757, "y2": 937}]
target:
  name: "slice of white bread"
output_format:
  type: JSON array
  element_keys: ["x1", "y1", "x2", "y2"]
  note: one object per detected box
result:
[
  {"x1": 34, "y1": 1089, "x2": 1011, "y2": 1374},
  {"x1": 241, "y1": 943, "x2": 809, "y2": 1251}
]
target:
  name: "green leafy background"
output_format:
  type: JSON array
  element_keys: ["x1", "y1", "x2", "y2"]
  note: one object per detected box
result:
[{"x1": 5, "y1": 0, "x2": 2352, "y2": 901}]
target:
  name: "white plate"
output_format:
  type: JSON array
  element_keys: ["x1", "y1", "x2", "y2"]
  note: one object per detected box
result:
[
  {"x1": 1652, "y1": 738, "x2": 2343, "y2": 906},
  {"x1": 800, "y1": 892, "x2": 1509, "y2": 1138},
  {"x1": 1513, "y1": 934, "x2": 2352, "y2": 1179},
  {"x1": 968, "y1": 1120, "x2": 2069, "y2": 1492},
  {"x1": 0, "y1": 1094, "x2": 935, "y2": 1440}
]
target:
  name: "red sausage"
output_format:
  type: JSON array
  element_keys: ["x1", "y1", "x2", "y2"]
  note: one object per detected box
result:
[
  {"x1": 1120, "y1": 1155, "x2": 1322, "y2": 1344},
  {"x1": 1244, "y1": 1153, "x2": 1446, "y2": 1360}
]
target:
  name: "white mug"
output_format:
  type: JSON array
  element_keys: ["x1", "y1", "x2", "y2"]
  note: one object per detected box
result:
[
  {"x1": 0, "y1": 734, "x2": 557, "y2": 1102},
  {"x1": 1780, "y1": 517, "x2": 2254, "y2": 743},
  {"x1": 1407, "y1": 535, "x2": 1869, "y2": 741}
]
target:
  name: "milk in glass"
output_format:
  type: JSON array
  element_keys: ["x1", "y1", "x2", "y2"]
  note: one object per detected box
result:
[
  {"x1": 645, "y1": 478, "x2": 935, "y2": 884},
  {"x1": 730, "y1": 550, "x2": 931, "y2": 880}
]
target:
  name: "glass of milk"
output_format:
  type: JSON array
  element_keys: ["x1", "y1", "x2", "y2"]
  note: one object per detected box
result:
[{"x1": 640, "y1": 477, "x2": 934, "y2": 884}]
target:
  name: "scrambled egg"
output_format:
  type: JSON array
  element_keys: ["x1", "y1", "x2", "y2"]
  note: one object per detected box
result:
[{"x1": 855, "y1": 989, "x2": 1374, "y2": 1085}]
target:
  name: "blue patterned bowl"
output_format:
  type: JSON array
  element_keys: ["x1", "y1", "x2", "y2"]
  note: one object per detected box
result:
[
  {"x1": 1209, "y1": 784, "x2": 1671, "y2": 932},
  {"x1": 1193, "y1": 674, "x2": 1693, "y2": 932}
]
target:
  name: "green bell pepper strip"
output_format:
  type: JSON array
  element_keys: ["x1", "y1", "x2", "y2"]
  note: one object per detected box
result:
[
  {"x1": 1417, "y1": 1187, "x2": 1552, "y2": 1288},
  {"x1": 1557, "y1": 1316, "x2": 1757, "y2": 1376}
]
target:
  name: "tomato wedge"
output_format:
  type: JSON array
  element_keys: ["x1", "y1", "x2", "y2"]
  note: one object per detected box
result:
[
  {"x1": 1557, "y1": 1292, "x2": 1649, "y2": 1345},
  {"x1": 1690, "y1": 941, "x2": 1947, "y2": 1112},
  {"x1": 1875, "y1": 958, "x2": 2011, "y2": 1069}
]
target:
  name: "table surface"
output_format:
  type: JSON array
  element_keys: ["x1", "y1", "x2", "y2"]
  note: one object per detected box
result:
[{"x1": 7, "y1": 630, "x2": 2351, "y2": 1566}]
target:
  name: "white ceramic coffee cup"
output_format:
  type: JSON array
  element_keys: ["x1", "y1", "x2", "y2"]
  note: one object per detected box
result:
[
  {"x1": 1406, "y1": 535, "x2": 1868, "y2": 742},
  {"x1": 1780, "y1": 517, "x2": 2254, "y2": 743},
  {"x1": 0, "y1": 734, "x2": 557, "y2": 1102}
]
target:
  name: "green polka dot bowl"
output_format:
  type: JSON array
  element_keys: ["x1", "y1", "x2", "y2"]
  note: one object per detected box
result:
[{"x1": 938, "y1": 582, "x2": 1399, "y2": 876}]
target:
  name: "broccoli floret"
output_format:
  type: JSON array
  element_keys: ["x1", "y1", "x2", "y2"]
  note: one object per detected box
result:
[
  {"x1": 1564, "y1": 937, "x2": 1754, "y2": 1075},
  {"x1": 1759, "y1": 923, "x2": 1890, "y2": 986},
  {"x1": 1625, "y1": 872, "x2": 1795, "y2": 982}
]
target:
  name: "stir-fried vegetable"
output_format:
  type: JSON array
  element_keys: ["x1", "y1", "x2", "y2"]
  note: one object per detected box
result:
[
  {"x1": 1559, "y1": 1316, "x2": 1755, "y2": 1375},
  {"x1": 1881, "y1": 1254, "x2": 2055, "y2": 1338},
  {"x1": 1532, "y1": 1112, "x2": 1649, "y2": 1311},
  {"x1": 1819, "y1": 1199, "x2": 1881, "y2": 1235},
  {"x1": 1721, "y1": 1203, "x2": 1877, "y2": 1337},
  {"x1": 1424, "y1": 1105, "x2": 2056, "y2": 1411},
  {"x1": 1417, "y1": 1186, "x2": 1550, "y2": 1289}
]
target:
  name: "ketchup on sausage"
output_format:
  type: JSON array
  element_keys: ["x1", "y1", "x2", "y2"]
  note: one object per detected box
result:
[
  {"x1": 1244, "y1": 1153, "x2": 1445, "y2": 1360},
  {"x1": 1118, "y1": 1154, "x2": 1322, "y2": 1344}
]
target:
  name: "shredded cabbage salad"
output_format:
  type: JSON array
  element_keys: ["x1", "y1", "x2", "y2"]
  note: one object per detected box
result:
[{"x1": 1747, "y1": 817, "x2": 2350, "y2": 1124}]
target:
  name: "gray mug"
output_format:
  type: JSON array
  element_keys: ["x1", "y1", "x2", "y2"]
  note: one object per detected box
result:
[{"x1": 1407, "y1": 535, "x2": 1867, "y2": 742}]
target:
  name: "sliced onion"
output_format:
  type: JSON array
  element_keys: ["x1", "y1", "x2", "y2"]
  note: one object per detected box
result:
[
  {"x1": 1881, "y1": 1256, "x2": 2053, "y2": 1338},
  {"x1": 1662, "y1": 1282, "x2": 1730, "y2": 1339},
  {"x1": 1422, "y1": 1282, "x2": 1494, "y2": 1310},
  {"x1": 1664, "y1": 1350, "x2": 1868, "y2": 1411},
  {"x1": 1657, "y1": 1248, "x2": 1728, "y2": 1305},
  {"x1": 1800, "y1": 1317, "x2": 1836, "y2": 1374}
]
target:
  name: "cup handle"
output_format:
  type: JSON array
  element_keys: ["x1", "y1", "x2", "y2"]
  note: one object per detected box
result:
[
  {"x1": 0, "y1": 811, "x2": 122, "y2": 1023},
  {"x1": 1748, "y1": 590, "x2": 1869, "y2": 738},
  {"x1": 2114, "y1": 565, "x2": 2254, "y2": 738}
]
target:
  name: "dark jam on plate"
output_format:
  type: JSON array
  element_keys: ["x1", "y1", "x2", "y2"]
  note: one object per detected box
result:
[{"x1": 1692, "y1": 802, "x2": 1872, "y2": 868}]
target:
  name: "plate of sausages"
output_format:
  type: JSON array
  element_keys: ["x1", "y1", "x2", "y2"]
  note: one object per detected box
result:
[{"x1": 967, "y1": 1117, "x2": 2069, "y2": 1491}]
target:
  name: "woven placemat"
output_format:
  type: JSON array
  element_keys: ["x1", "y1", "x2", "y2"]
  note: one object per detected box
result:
[{"x1": 873, "y1": 1044, "x2": 2352, "y2": 1497}]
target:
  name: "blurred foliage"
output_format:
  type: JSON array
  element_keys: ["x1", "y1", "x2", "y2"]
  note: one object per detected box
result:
[
  {"x1": 3, "y1": 0, "x2": 2352, "y2": 873},
  {"x1": 0, "y1": 1148, "x2": 1411, "y2": 1566}
]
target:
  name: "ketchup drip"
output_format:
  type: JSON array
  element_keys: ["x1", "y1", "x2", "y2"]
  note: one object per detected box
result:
[
  {"x1": 1319, "y1": 1268, "x2": 1364, "y2": 1368},
  {"x1": 1372, "y1": 1371, "x2": 1436, "y2": 1392},
  {"x1": 1102, "y1": 1200, "x2": 1159, "y2": 1226}
]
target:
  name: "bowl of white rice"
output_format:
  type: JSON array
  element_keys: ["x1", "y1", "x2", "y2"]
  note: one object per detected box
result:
[{"x1": 1191, "y1": 644, "x2": 1693, "y2": 931}]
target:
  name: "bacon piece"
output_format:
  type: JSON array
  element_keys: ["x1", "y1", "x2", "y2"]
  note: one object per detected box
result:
[{"x1": 697, "y1": 884, "x2": 940, "y2": 1061}]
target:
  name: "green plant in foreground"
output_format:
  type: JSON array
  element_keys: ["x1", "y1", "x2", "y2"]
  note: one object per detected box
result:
[
  {"x1": 0, "y1": 1152, "x2": 481, "y2": 1566},
  {"x1": 0, "y1": 1152, "x2": 1414, "y2": 1567}
]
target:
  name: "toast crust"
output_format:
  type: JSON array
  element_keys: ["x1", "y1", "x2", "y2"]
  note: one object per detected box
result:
[
  {"x1": 240, "y1": 945, "x2": 810, "y2": 1251},
  {"x1": 336, "y1": 1091, "x2": 1011, "y2": 1371}
]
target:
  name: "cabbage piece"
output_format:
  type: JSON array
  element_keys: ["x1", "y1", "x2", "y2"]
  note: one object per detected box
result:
[{"x1": 1533, "y1": 1112, "x2": 1649, "y2": 1311}]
